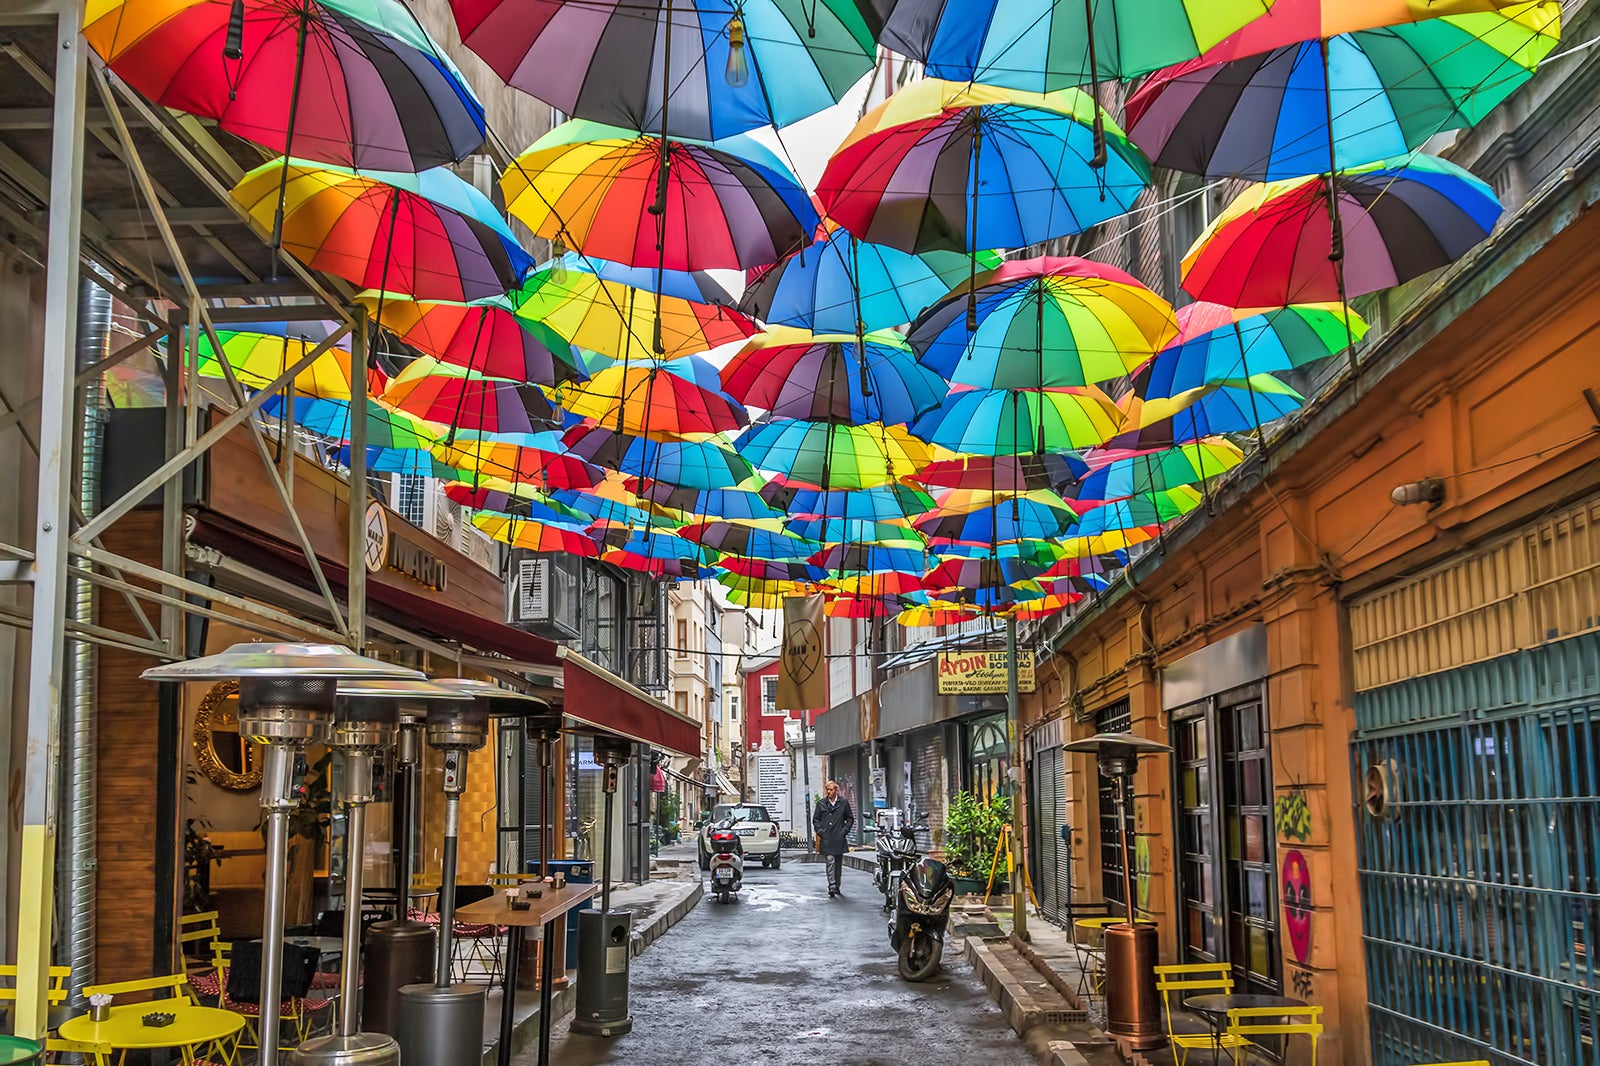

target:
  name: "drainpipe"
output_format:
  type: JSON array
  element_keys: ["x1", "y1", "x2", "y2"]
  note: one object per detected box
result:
[{"x1": 59, "y1": 276, "x2": 110, "y2": 1005}]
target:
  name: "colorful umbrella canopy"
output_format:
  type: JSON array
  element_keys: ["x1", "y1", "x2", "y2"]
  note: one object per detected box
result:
[
  {"x1": 1186, "y1": 0, "x2": 1549, "y2": 56},
  {"x1": 502, "y1": 120, "x2": 817, "y2": 271},
  {"x1": 1077, "y1": 441, "x2": 1247, "y2": 501},
  {"x1": 679, "y1": 521, "x2": 819, "y2": 561},
  {"x1": 276, "y1": 395, "x2": 442, "y2": 448},
  {"x1": 1125, "y1": 4, "x2": 1560, "y2": 181},
  {"x1": 934, "y1": 539, "x2": 1071, "y2": 567},
  {"x1": 85, "y1": 0, "x2": 487, "y2": 172},
  {"x1": 103, "y1": 364, "x2": 166, "y2": 408},
  {"x1": 512, "y1": 255, "x2": 753, "y2": 362},
  {"x1": 914, "y1": 492, "x2": 1079, "y2": 544},
  {"x1": 471, "y1": 513, "x2": 600, "y2": 556},
  {"x1": 733, "y1": 421, "x2": 932, "y2": 489},
  {"x1": 334, "y1": 445, "x2": 462, "y2": 479},
  {"x1": 1180, "y1": 154, "x2": 1503, "y2": 306},
  {"x1": 743, "y1": 223, "x2": 1001, "y2": 333},
  {"x1": 818, "y1": 80, "x2": 1151, "y2": 255},
  {"x1": 825, "y1": 594, "x2": 903, "y2": 618},
  {"x1": 431, "y1": 433, "x2": 601, "y2": 489},
  {"x1": 911, "y1": 257, "x2": 1178, "y2": 388},
  {"x1": 1075, "y1": 490, "x2": 1205, "y2": 535},
  {"x1": 195, "y1": 325, "x2": 385, "y2": 399},
  {"x1": 786, "y1": 517, "x2": 924, "y2": 546},
  {"x1": 1141, "y1": 302, "x2": 1367, "y2": 399},
  {"x1": 897, "y1": 603, "x2": 984, "y2": 627},
  {"x1": 438, "y1": 479, "x2": 590, "y2": 525},
  {"x1": 812, "y1": 542, "x2": 929, "y2": 575},
  {"x1": 447, "y1": 0, "x2": 883, "y2": 141},
  {"x1": 633, "y1": 483, "x2": 781, "y2": 523},
  {"x1": 911, "y1": 388, "x2": 1124, "y2": 456},
  {"x1": 231, "y1": 160, "x2": 534, "y2": 301},
  {"x1": 825, "y1": 571, "x2": 928, "y2": 597},
  {"x1": 718, "y1": 557, "x2": 827, "y2": 583},
  {"x1": 357, "y1": 291, "x2": 581, "y2": 386},
  {"x1": 912, "y1": 453, "x2": 1087, "y2": 493},
  {"x1": 564, "y1": 424, "x2": 756, "y2": 489},
  {"x1": 923, "y1": 556, "x2": 1054, "y2": 591},
  {"x1": 561, "y1": 359, "x2": 749, "y2": 440},
  {"x1": 381, "y1": 357, "x2": 555, "y2": 433},
  {"x1": 598, "y1": 529, "x2": 709, "y2": 573},
  {"x1": 1123, "y1": 376, "x2": 1306, "y2": 445},
  {"x1": 763, "y1": 483, "x2": 935, "y2": 523},
  {"x1": 722, "y1": 328, "x2": 948, "y2": 426},
  {"x1": 876, "y1": 0, "x2": 1272, "y2": 90}
]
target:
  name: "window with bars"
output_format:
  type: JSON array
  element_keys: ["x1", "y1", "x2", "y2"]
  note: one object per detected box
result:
[{"x1": 394, "y1": 473, "x2": 427, "y2": 526}]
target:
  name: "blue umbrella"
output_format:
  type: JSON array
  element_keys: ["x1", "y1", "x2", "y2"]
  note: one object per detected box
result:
[
  {"x1": 744, "y1": 224, "x2": 1000, "y2": 332},
  {"x1": 564, "y1": 424, "x2": 755, "y2": 490},
  {"x1": 763, "y1": 483, "x2": 935, "y2": 523},
  {"x1": 1122, "y1": 376, "x2": 1305, "y2": 447},
  {"x1": 786, "y1": 517, "x2": 924, "y2": 545},
  {"x1": 335, "y1": 445, "x2": 460, "y2": 480},
  {"x1": 1140, "y1": 303, "x2": 1366, "y2": 399}
]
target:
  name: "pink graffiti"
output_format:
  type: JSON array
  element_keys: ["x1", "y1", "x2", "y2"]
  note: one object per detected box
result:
[{"x1": 1283, "y1": 849, "x2": 1311, "y2": 964}]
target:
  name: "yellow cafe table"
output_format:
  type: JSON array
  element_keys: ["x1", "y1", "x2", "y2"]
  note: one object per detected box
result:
[{"x1": 58, "y1": 1002, "x2": 244, "y2": 1065}]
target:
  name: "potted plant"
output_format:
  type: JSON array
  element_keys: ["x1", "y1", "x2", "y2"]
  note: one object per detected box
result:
[{"x1": 944, "y1": 791, "x2": 1010, "y2": 896}]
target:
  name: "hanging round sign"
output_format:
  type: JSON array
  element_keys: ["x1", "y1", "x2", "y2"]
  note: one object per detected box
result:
[{"x1": 363, "y1": 501, "x2": 389, "y2": 574}]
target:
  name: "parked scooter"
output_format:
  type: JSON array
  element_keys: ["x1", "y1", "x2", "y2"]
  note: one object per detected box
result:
[
  {"x1": 888, "y1": 857, "x2": 954, "y2": 981},
  {"x1": 873, "y1": 811, "x2": 927, "y2": 913},
  {"x1": 706, "y1": 819, "x2": 744, "y2": 902}
]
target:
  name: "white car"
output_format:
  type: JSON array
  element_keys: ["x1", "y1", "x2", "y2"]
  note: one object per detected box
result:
[{"x1": 698, "y1": 804, "x2": 782, "y2": 869}]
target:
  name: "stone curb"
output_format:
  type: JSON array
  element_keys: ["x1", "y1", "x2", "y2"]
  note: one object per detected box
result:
[
  {"x1": 965, "y1": 936, "x2": 1058, "y2": 1038},
  {"x1": 630, "y1": 879, "x2": 703, "y2": 958}
]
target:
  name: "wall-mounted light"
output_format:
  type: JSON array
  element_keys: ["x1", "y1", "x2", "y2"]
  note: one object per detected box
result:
[{"x1": 1391, "y1": 478, "x2": 1445, "y2": 507}]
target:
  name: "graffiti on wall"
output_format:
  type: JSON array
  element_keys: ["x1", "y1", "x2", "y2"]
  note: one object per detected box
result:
[
  {"x1": 1274, "y1": 786, "x2": 1311, "y2": 841},
  {"x1": 1290, "y1": 965, "x2": 1314, "y2": 1000},
  {"x1": 1282, "y1": 848, "x2": 1312, "y2": 964}
]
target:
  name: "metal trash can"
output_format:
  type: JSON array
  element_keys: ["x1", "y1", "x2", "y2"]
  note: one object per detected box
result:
[
  {"x1": 570, "y1": 909, "x2": 632, "y2": 1036},
  {"x1": 0, "y1": 1036, "x2": 42, "y2": 1064},
  {"x1": 529, "y1": 859, "x2": 594, "y2": 961},
  {"x1": 362, "y1": 919, "x2": 437, "y2": 1035}
]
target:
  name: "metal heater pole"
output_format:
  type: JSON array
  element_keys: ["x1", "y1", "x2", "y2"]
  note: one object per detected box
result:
[
  {"x1": 538, "y1": 738, "x2": 552, "y2": 880},
  {"x1": 338, "y1": 754, "x2": 373, "y2": 1035},
  {"x1": 258, "y1": 743, "x2": 297, "y2": 1065},
  {"x1": 435, "y1": 755, "x2": 463, "y2": 987},
  {"x1": 1117, "y1": 775, "x2": 1135, "y2": 925},
  {"x1": 601, "y1": 764, "x2": 617, "y2": 914},
  {"x1": 1006, "y1": 616, "x2": 1028, "y2": 941}
]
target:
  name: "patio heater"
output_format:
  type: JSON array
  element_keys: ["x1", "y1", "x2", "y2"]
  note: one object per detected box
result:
[
  {"x1": 1062, "y1": 732, "x2": 1172, "y2": 1051},
  {"x1": 289, "y1": 678, "x2": 469, "y2": 1066},
  {"x1": 362, "y1": 699, "x2": 434, "y2": 1037},
  {"x1": 395, "y1": 694, "x2": 493, "y2": 1065},
  {"x1": 141, "y1": 643, "x2": 423, "y2": 1066},
  {"x1": 571, "y1": 735, "x2": 633, "y2": 1037}
]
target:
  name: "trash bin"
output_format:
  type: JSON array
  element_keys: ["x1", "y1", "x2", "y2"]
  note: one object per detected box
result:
[
  {"x1": 0, "y1": 1035, "x2": 42, "y2": 1064},
  {"x1": 528, "y1": 858, "x2": 594, "y2": 961}
]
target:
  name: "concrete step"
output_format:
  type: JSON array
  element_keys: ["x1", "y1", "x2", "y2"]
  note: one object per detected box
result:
[{"x1": 964, "y1": 936, "x2": 1122, "y2": 1066}]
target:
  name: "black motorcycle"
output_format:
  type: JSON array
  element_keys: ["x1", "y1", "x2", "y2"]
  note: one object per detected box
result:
[
  {"x1": 889, "y1": 857, "x2": 954, "y2": 982},
  {"x1": 873, "y1": 814, "x2": 927, "y2": 913}
]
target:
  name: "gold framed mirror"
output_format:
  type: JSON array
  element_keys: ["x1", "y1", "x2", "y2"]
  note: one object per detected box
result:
[{"x1": 193, "y1": 679, "x2": 262, "y2": 792}]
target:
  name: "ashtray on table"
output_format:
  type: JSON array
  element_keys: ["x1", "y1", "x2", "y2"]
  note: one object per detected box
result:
[
  {"x1": 142, "y1": 1012, "x2": 176, "y2": 1028},
  {"x1": 509, "y1": 899, "x2": 532, "y2": 911}
]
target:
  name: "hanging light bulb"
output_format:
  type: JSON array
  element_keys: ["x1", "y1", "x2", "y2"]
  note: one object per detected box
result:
[
  {"x1": 550, "y1": 236, "x2": 570, "y2": 284},
  {"x1": 725, "y1": 15, "x2": 750, "y2": 88}
]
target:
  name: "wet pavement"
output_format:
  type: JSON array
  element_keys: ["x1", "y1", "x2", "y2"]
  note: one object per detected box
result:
[{"x1": 525, "y1": 854, "x2": 1035, "y2": 1066}]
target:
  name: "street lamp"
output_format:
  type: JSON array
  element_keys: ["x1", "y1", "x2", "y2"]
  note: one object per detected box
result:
[
  {"x1": 1062, "y1": 731, "x2": 1173, "y2": 1050},
  {"x1": 291, "y1": 678, "x2": 469, "y2": 1066},
  {"x1": 141, "y1": 643, "x2": 423, "y2": 1066}
]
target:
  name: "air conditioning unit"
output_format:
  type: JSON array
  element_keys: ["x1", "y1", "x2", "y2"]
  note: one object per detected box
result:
[{"x1": 511, "y1": 555, "x2": 579, "y2": 639}]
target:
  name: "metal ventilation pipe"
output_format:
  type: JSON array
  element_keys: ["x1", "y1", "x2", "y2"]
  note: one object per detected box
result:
[{"x1": 59, "y1": 276, "x2": 110, "y2": 1005}]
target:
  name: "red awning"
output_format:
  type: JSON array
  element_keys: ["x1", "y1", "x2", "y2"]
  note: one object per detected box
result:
[
  {"x1": 559, "y1": 649, "x2": 700, "y2": 757},
  {"x1": 190, "y1": 511, "x2": 561, "y2": 666}
]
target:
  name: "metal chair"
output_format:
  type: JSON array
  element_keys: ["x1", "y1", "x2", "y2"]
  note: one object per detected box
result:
[
  {"x1": 1227, "y1": 1005, "x2": 1324, "y2": 1066},
  {"x1": 178, "y1": 911, "x2": 224, "y2": 1001},
  {"x1": 209, "y1": 941, "x2": 334, "y2": 1049},
  {"x1": 1072, "y1": 917, "x2": 1122, "y2": 1001},
  {"x1": 0, "y1": 964, "x2": 72, "y2": 1007},
  {"x1": 1153, "y1": 963, "x2": 1250, "y2": 1066},
  {"x1": 45, "y1": 1036, "x2": 111, "y2": 1065}
]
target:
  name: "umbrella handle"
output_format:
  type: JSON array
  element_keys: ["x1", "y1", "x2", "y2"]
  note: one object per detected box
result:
[{"x1": 1082, "y1": 0, "x2": 1106, "y2": 170}]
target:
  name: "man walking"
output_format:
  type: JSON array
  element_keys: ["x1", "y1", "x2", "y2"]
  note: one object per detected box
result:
[{"x1": 813, "y1": 780, "x2": 854, "y2": 898}]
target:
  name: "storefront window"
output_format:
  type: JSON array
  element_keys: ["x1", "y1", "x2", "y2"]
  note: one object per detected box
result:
[{"x1": 965, "y1": 714, "x2": 1010, "y2": 802}]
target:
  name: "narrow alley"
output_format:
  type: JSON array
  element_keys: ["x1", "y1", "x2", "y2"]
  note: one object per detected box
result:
[{"x1": 531, "y1": 858, "x2": 1036, "y2": 1066}]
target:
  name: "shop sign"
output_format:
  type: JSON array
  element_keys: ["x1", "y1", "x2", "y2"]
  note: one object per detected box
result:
[
  {"x1": 936, "y1": 649, "x2": 1036, "y2": 695},
  {"x1": 363, "y1": 501, "x2": 389, "y2": 573},
  {"x1": 387, "y1": 538, "x2": 449, "y2": 592}
]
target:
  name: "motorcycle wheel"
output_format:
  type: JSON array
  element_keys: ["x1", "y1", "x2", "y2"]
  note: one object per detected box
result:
[{"x1": 897, "y1": 934, "x2": 941, "y2": 982}]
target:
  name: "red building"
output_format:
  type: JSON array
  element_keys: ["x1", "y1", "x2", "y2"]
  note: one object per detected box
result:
[{"x1": 741, "y1": 653, "x2": 790, "y2": 754}]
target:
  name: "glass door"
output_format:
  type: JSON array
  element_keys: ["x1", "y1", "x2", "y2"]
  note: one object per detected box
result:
[{"x1": 1174, "y1": 685, "x2": 1280, "y2": 994}]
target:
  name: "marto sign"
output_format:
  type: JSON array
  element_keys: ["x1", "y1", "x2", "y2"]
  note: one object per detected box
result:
[{"x1": 936, "y1": 649, "x2": 1037, "y2": 695}]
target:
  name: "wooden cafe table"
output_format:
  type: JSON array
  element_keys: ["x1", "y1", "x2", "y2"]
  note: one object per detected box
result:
[
  {"x1": 59, "y1": 1002, "x2": 244, "y2": 1065},
  {"x1": 455, "y1": 881, "x2": 597, "y2": 1066}
]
